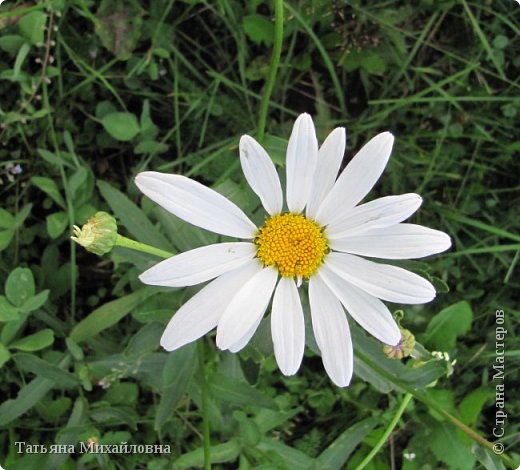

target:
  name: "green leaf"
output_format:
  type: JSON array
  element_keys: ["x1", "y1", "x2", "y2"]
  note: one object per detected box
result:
[
  {"x1": 316, "y1": 418, "x2": 378, "y2": 469},
  {"x1": 155, "y1": 343, "x2": 197, "y2": 431},
  {"x1": 10, "y1": 329, "x2": 55, "y2": 352},
  {"x1": 13, "y1": 42, "x2": 31, "y2": 79},
  {"x1": 101, "y1": 112, "x2": 140, "y2": 141},
  {"x1": 458, "y1": 388, "x2": 493, "y2": 426},
  {"x1": 31, "y1": 176, "x2": 66, "y2": 208},
  {"x1": 430, "y1": 421, "x2": 475, "y2": 470},
  {"x1": 37, "y1": 148, "x2": 65, "y2": 166},
  {"x1": 361, "y1": 49, "x2": 387, "y2": 75},
  {"x1": 256, "y1": 438, "x2": 315, "y2": 468},
  {"x1": 14, "y1": 203, "x2": 33, "y2": 228},
  {"x1": 0, "y1": 376, "x2": 55, "y2": 426},
  {"x1": 210, "y1": 373, "x2": 278, "y2": 410},
  {"x1": 46, "y1": 211, "x2": 69, "y2": 239},
  {"x1": 173, "y1": 440, "x2": 241, "y2": 469},
  {"x1": 422, "y1": 301, "x2": 473, "y2": 351},
  {"x1": 243, "y1": 14, "x2": 274, "y2": 46},
  {"x1": 0, "y1": 296, "x2": 20, "y2": 322},
  {"x1": 20, "y1": 290, "x2": 50, "y2": 314},
  {"x1": 0, "y1": 35, "x2": 26, "y2": 55},
  {"x1": 97, "y1": 180, "x2": 172, "y2": 251},
  {"x1": 14, "y1": 353, "x2": 79, "y2": 388},
  {"x1": 134, "y1": 140, "x2": 169, "y2": 154},
  {"x1": 5, "y1": 267, "x2": 35, "y2": 308},
  {"x1": 0, "y1": 229, "x2": 14, "y2": 251},
  {"x1": 0, "y1": 208, "x2": 15, "y2": 229},
  {"x1": 0, "y1": 342, "x2": 11, "y2": 368},
  {"x1": 18, "y1": 11, "x2": 47, "y2": 45},
  {"x1": 70, "y1": 289, "x2": 152, "y2": 343},
  {"x1": 95, "y1": 0, "x2": 143, "y2": 60}
]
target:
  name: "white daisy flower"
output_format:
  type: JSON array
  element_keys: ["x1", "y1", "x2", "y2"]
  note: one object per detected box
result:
[{"x1": 135, "y1": 113, "x2": 451, "y2": 387}]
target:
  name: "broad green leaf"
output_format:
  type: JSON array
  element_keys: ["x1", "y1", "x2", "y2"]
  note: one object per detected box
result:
[
  {"x1": 37, "y1": 148, "x2": 63, "y2": 166},
  {"x1": 430, "y1": 421, "x2": 475, "y2": 470},
  {"x1": 0, "y1": 296, "x2": 20, "y2": 322},
  {"x1": 95, "y1": 0, "x2": 142, "y2": 60},
  {"x1": 0, "y1": 355, "x2": 70, "y2": 425},
  {"x1": 97, "y1": 180, "x2": 172, "y2": 251},
  {"x1": 361, "y1": 49, "x2": 387, "y2": 75},
  {"x1": 0, "y1": 342, "x2": 11, "y2": 367},
  {"x1": 0, "y1": 35, "x2": 25, "y2": 55},
  {"x1": 18, "y1": 11, "x2": 47, "y2": 45},
  {"x1": 422, "y1": 301, "x2": 473, "y2": 351},
  {"x1": 30, "y1": 176, "x2": 66, "y2": 208},
  {"x1": 70, "y1": 288, "x2": 152, "y2": 343},
  {"x1": 154, "y1": 343, "x2": 196, "y2": 431},
  {"x1": 0, "y1": 376, "x2": 55, "y2": 425},
  {"x1": 256, "y1": 438, "x2": 315, "y2": 468},
  {"x1": 46, "y1": 211, "x2": 69, "y2": 239},
  {"x1": 210, "y1": 373, "x2": 278, "y2": 410},
  {"x1": 14, "y1": 353, "x2": 79, "y2": 388},
  {"x1": 14, "y1": 203, "x2": 33, "y2": 228},
  {"x1": 0, "y1": 208, "x2": 15, "y2": 229},
  {"x1": 13, "y1": 42, "x2": 31, "y2": 79},
  {"x1": 173, "y1": 440, "x2": 241, "y2": 469},
  {"x1": 243, "y1": 14, "x2": 274, "y2": 46},
  {"x1": 10, "y1": 329, "x2": 55, "y2": 352},
  {"x1": 458, "y1": 388, "x2": 493, "y2": 426},
  {"x1": 5, "y1": 267, "x2": 35, "y2": 307},
  {"x1": 316, "y1": 418, "x2": 378, "y2": 469},
  {"x1": 20, "y1": 290, "x2": 50, "y2": 314},
  {"x1": 134, "y1": 140, "x2": 169, "y2": 154},
  {"x1": 101, "y1": 112, "x2": 140, "y2": 141},
  {"x1": 0, "y1": 229, "x2": 14, "y2": 251},
  {"x1": 65, "y1": 337, "x2": 84, "y2": 361}
]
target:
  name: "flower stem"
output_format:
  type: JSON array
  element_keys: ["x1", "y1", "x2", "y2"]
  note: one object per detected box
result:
[
  {"x1": 114, "y1": 234, "x2": 174, "y2": 259},
  {"x1": 256, "y1": 0, "x2": 284, "y2": 143},
  {"x1": 198, "y1": 340, "x2": 211, "y2": 470},
  {"x1": 354, "y1": 393, "x2": 413, "y2": 470}
]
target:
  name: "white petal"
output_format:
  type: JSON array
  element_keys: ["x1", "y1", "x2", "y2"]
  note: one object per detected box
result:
[
  {"x1": 216, "y1": 266, "x2": 278, "y2": 350},
  {"x1": 318, "y1": 267, "x2": 401, "y2": 346},
  {"x1": 325, "y1": 252, "x2": 436, "y2": 304},
  {"x1": 139, "y1": 242, "x2": 256, "y2": 287},
  {"x1": 135, "y1": 171, "x2": 257, "y2": 238},
  {"x1": 315, "y1": 132, "x2": 394, "y2": 226},
  {"x1": 271, "y1": 277, "x2": 305, "y2": 376},
  {"x1": 240, "y1": 135, "x2": 283, "y2": 215},
  {"x1": 306, "y1": 127, "x2": 346, "y2": 219},
  {"x1": 330, "y1": 224, "x2": 452, "y2": 259},
  {"x1": 308, "y1": 276, "x2": 353, "y2": 387},
  {"x1": 326, "y1": 194, "x2": 422, "y2": 239},
  {"x1": 160, "y1": 262, "x2": 260, "y2": 351},
  {"x1": 286, "y1": 113, "x2": 319, "y2": 213},
  {"x1": 228, "y1": 312, "x2": 264, "y2": 353}
]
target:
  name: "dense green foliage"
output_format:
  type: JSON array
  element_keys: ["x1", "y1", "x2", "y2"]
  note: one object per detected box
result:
[{"x1": 0, "y1": 0, "x2": 519, "y2": 469}]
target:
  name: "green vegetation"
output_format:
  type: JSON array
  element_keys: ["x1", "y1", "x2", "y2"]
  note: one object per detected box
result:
[{"x1": 0, "y1": 0, "x2": 518, "y2": 469}]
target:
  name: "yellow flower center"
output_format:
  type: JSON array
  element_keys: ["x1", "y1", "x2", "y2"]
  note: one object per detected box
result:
[{"x1": 255, "y1": 213, "x2": 328, "y2": 278}]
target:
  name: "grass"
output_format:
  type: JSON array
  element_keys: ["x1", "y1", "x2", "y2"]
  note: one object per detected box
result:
[{"x1": 0, "y1": 0, "x2": 519, "y2": 469}]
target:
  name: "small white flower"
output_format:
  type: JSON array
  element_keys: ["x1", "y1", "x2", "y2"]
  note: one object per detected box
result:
[{"x1": 135, "y1": 113, "x2": 451, "y2": 387}]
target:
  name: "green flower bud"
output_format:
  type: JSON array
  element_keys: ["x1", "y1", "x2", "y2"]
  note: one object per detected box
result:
[
  {"x1": 71, "y1": 211, "x2": 117, "y2": 255},
  {"x1": 383, "y1": 328, "x2": 416, "y2": 360}
]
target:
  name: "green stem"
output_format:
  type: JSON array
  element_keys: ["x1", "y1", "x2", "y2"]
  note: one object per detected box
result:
[
  {"x1": 115, "y1": 235, "x2": 174, "y2": 259},
  {"x1": 198, "y1": 340, "x2": 211, "y2": 470},
  {"x1": 256, "y1": 0, "x2": 284, "y2": 143},
  {"x1": 354, "y1": 393, "x2": 413, "y2": 470}
]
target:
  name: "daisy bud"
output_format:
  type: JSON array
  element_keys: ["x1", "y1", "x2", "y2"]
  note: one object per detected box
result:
[
  {"x1": 71, "y1": 211, "x2": 118, "y2": 255},
  {"x1": 383, "y1": 328, "x2": 416, "y2": 360}
]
